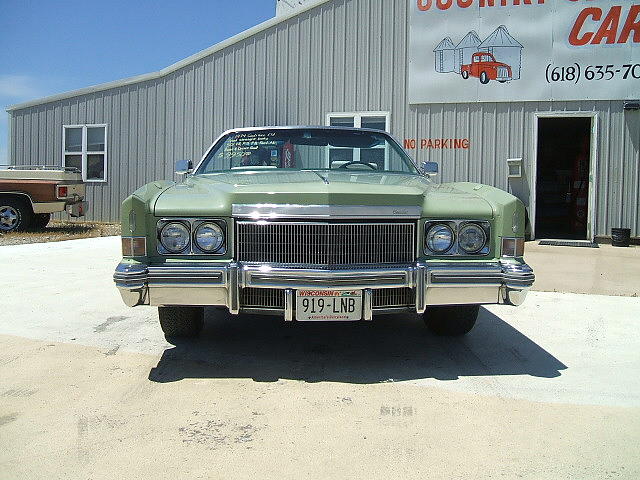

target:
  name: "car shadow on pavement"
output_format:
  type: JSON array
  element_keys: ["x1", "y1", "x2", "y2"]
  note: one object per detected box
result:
[{"x1": 148, "y1": 307, "x2": 567, "y2": 384}]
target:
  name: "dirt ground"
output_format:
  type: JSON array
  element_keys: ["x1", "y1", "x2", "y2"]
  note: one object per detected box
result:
[{"x1": 0, "y1": 221, "x2": 120, "y2": 246}]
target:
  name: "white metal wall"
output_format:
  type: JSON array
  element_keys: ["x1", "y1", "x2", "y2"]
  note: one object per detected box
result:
[{"x1": 8, "y1": 0, "x2": 640, "y2": 236}]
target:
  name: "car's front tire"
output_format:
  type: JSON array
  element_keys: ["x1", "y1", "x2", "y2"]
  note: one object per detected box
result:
[
  {"x1": 480, "y1": 71, "x2": 489, "y2": 84},
  {"x1": 423, "y1": 305, "x2": 480, "y2": 336},
  {"x1": 159, "y1": 306, "x2": 204, "y2": 338}
]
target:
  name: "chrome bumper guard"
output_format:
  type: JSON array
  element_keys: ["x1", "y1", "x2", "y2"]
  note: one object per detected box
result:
[{"x1": 114, "y1": 260, "x2": 534, "y2": 313}]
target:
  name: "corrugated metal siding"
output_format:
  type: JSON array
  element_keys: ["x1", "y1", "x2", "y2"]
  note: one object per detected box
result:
[{"x1": 7, "y1": 0, "x2": 639, "y2": 237}]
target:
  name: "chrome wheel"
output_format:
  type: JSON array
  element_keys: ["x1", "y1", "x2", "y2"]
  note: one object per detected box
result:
[{"x1": 0, "y1": 205, "x2": 19, "y2": 232}]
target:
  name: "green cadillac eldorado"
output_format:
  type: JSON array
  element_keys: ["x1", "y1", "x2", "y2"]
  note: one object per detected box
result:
[{"x1": 114, "y1": 126, "x2": 534, "y2": 338}]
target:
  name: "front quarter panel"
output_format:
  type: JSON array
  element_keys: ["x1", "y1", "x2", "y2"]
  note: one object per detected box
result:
[
  {"x1": 448, "y1": 182, "x2": 526, "y2": 258},
  {"x1": 120, "y1": 181, "x2": 175, "y2": 264}
]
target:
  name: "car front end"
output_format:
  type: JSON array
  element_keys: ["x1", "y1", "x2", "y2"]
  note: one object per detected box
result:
[{"x1": 114, "y1": 127, "x2": 534, "y2": 336}]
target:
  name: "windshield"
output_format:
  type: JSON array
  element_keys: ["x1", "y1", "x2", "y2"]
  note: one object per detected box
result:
[{"x1": 195, "y1": 128, "x2": 419, "y2": 175}]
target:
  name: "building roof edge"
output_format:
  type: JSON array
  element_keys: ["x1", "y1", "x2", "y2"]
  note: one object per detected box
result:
[{"x1": 7, "y1": 0, "x2": 332, "y2": 112}]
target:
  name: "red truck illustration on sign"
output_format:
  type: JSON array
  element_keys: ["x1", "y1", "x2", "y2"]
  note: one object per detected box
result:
[
  {"x1": 433, "y1": 25, "x2": 523, "y2": 85},
  {"x1": 461, "y1": 52, "x2": 513, "y2": 84}
]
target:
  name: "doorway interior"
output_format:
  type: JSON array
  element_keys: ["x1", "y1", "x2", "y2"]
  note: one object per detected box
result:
[{"x1": 535, "y1": 116, "x2": 593, "y2": 240}]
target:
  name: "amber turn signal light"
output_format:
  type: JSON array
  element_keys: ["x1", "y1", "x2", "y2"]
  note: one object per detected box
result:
[
  {"x1": 121, "y1": 237, "x2": 147, "y2": 257},
  {"x1": 501, "y1": 237, "x2": 525, "y2": 257}
]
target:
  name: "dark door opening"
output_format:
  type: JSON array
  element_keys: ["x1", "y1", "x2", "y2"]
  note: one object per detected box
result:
[{"x1": 535, "y1": 117, "x2": 592, "y2": 239}]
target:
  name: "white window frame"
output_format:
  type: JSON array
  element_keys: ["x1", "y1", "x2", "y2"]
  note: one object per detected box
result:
[
  {"x1": 325, "y1": 111, "x2": 391, "y2": 169},
  {"x1": 63, "y1": 124, "x2": 108, "y2": 183},
  {"x1": 326, "y1": 111, "x2": 391, "y2": 131}
]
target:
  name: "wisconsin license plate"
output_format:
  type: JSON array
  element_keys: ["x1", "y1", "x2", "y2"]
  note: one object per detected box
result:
[{"x1": 295, "y1": 290, "x2": 363, "y2": 321}]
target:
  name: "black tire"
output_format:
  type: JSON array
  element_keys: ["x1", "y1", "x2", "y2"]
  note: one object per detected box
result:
[
  {"x1": 158, "y1": 306, "x2": 204, "y2": 338},
  {"x1": 30, "y1": 213, "x2": 51, "y2": 230},
  {"x1": 480, "y1": 71, "x2": 489, "y2": 84},
  {"x1": 0, "y1": 197, "x2": 33, "y2": 233},
  {"x1": 423, "y1": 305, "x2": 480, "y2": 336},
  {"x1": 461, "y1": 70, "x2": 469, "y2": 79}
]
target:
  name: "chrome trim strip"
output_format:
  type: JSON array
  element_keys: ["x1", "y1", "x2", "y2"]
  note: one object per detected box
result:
[
  {"x1": 227, "y1": 263, "x2": 240, "y2": 314},
  {"x1": 284, "y1": 289, "x2": 294, "y2": 322},
  {"x1": 415, "y1": 263, "x2": 427, "y2": 314},
  {"x1": 114, "y1": 260, "x2": 535, "y2": 310},
  {"x1": 363, "y1": 289, "x2": 373, "y2": 321},
  {"x1": 232, "y1": 204, "x2": 422, "y2": 219},
  {"x1": 241, "y1": 265, "x2": 414, "y2": 290},
  {"x1": 113, "y1": 263, "x2": 148, "y2": 288}
]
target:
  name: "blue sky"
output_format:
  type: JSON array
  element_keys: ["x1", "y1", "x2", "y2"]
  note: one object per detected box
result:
[{"x1": 0, "y1": 0, "x2": 276, "y2": 165}]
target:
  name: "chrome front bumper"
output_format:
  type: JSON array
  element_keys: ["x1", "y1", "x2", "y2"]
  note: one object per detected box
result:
[{"x1": 113, "y1": 260, "x2": 535, "y2": 314}]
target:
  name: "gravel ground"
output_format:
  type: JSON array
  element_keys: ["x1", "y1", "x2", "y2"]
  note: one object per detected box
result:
[{"x1": 0, "y1": 221, "x2": 120, "y2": 246}]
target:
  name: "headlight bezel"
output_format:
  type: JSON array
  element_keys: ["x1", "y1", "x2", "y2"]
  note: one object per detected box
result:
[
  {"x1": 157, "y1": 218, "x2": 227, "y2": 255},
  {"x1": 424, "y1": 220, "x2": 491, "y2": 256}
]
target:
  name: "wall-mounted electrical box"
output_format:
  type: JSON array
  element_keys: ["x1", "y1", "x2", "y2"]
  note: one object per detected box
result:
[{"x1": 507, "y1": 158, "x2": 523, "y2": 178}]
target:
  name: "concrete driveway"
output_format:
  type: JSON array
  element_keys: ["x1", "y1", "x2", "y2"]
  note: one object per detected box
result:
[{"x1": 1, "y1": 237, "x2": 639, "y2": 479}]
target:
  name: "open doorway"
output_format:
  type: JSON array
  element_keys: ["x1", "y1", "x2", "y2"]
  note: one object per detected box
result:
[{"x1": 535, "y1": 117, "x2": 592, "y2": 239}]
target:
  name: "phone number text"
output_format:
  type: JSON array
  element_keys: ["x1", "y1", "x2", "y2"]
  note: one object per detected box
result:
[{"x1": 545, "y1": 64, "x2": 640, "y2": 84}]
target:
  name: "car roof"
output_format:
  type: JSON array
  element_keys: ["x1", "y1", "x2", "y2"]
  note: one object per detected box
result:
[{"x1": 220, "y1": 125, "x2": 390, "y2": 135}]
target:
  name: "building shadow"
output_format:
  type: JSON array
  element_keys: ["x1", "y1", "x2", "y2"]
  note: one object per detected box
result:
[{"x1": 148, "y1": 307, "x2": 566, "y2": 384}]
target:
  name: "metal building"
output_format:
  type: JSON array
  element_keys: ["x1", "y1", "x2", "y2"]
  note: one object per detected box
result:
[{"x1": 6, "y1": 0, "x2": 640, "y2": 241}]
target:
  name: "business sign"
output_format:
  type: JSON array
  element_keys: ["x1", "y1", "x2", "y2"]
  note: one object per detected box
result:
[{"x1": 409, "y1": 0, "x2": 640, "y2": 103}]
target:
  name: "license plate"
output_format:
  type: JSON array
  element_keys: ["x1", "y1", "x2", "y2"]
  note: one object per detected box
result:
[{"x1": 295, "y1": 290, "x2": 363, "y2": 321}]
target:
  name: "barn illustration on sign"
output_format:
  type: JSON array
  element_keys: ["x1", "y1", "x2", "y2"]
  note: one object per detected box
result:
[{"x1": 434, "y1": 26, "x2": 523, "y2": 84}]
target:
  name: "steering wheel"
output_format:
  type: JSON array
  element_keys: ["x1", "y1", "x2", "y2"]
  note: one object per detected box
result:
[{"x1": 337, "y1": 161, "x2": 377, "y2": 170}]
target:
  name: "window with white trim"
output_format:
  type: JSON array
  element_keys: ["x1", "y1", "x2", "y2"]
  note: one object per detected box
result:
[
  {"x1": 63, "y1": 125, "x2": 107, "y2": 182},
  {"x1": 326, "y1": 112, "x2": 390, "y2": 170}
]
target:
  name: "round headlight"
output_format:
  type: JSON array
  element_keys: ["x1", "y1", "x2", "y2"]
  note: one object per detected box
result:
[
  {"x1": 194, "y1": 222, "x2": 224, "y2": 253},
  {"x1": 160, "y1": 222, "x2": 190, "y2": 253},
  {"x1": 458, "y1": 224, "x2": 487, "y2": 254},
  {"x1": 426, "y1": 224, "x2": 454, "y2": 253}
]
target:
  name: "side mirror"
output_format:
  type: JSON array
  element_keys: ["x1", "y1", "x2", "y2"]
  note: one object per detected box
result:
[
  {"x1": 422, "y1": 161, "x2": 439, "y2": 176},
  {"x1": 175, "y1": 160, "x2": 193, "y2": 175}
]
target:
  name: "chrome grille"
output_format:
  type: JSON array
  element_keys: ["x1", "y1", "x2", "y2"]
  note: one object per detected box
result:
[
  {"x1": 241, "y1": 288, "x2": 285, "y2": 309},
  {"x1": 237, "y1": 221, "x2": 415, "y2": 266},
  {"x1": 497, "y1": 66, "x2": 509, "y2": 78},
  {"x1": 372, "y1": 288, "x2": 415, "y2": 308}
]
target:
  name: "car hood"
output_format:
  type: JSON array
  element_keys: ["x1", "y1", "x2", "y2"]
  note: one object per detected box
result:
[{"x1": 152, "y1": 171, "x2": 494, "y2": 218}]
